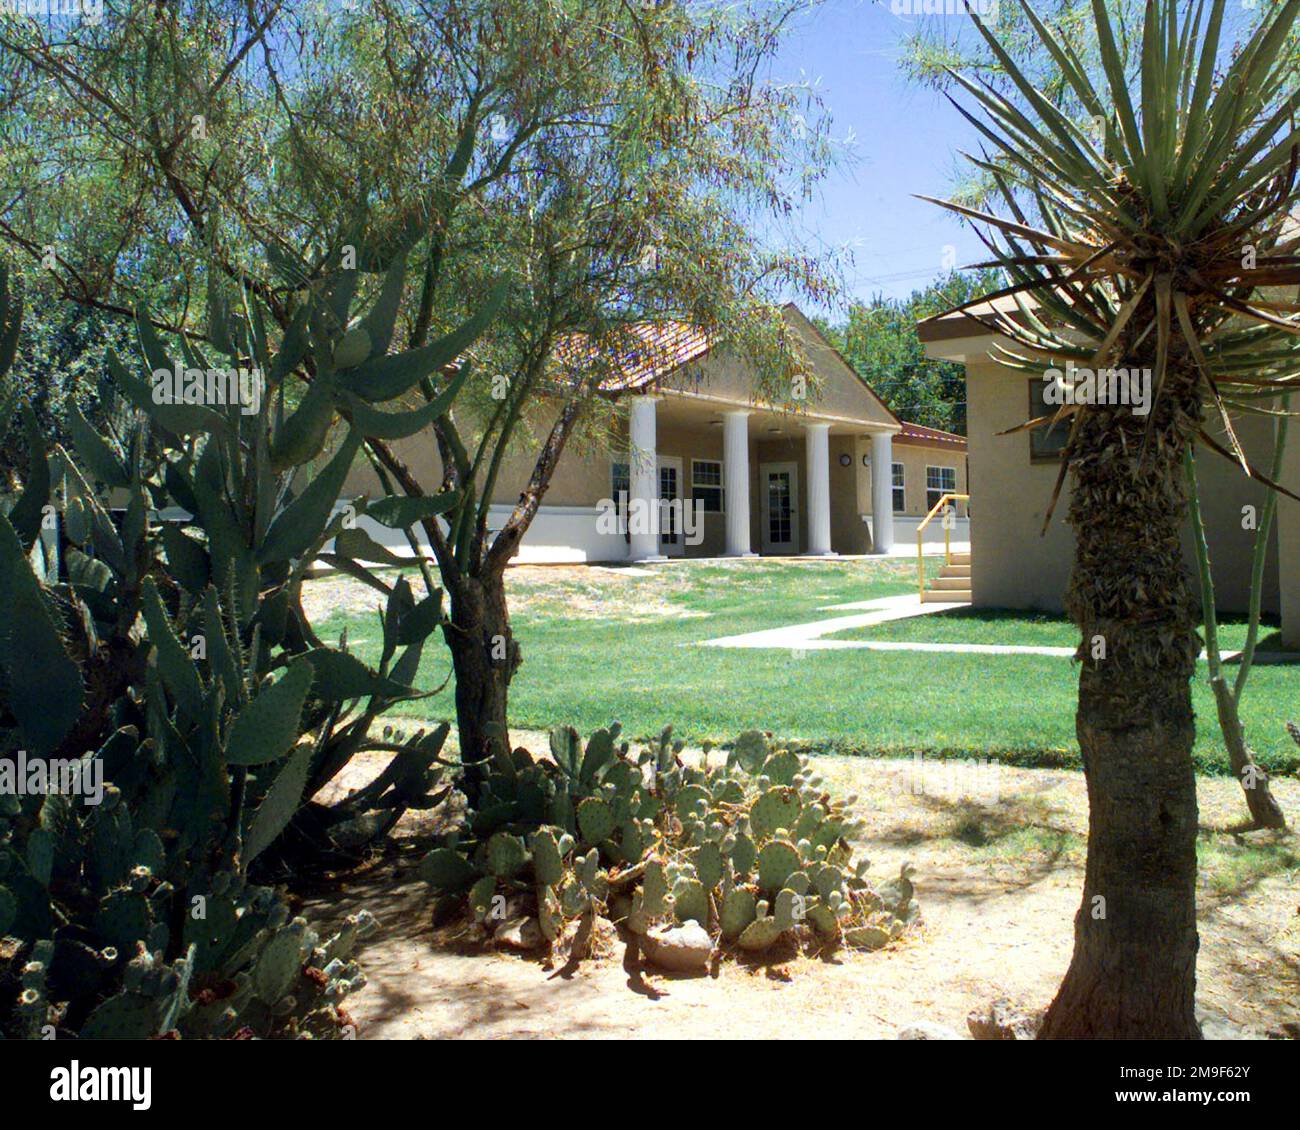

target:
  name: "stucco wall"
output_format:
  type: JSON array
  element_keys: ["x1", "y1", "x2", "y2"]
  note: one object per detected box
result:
[
  {"x1": 967, "y1": 359, "x2": 1280, "y2": 616},
  {"x1": 340, "y1": 407, "x2": 616, "y2": 510},
  {"x1": 859, "y1": 441, "x2": 968, "y2": 520},
  {"x1": 658, "y1": 306, "x2": 899, "y2": 429},
  {"x1": 1276, "y1": 424, "x2": 1300, "y2": 646}
]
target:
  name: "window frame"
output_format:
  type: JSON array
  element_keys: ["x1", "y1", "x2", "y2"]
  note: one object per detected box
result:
[
  {"x1": 610, "y1": 459, "x2": 631, "y2": 517},
  {"x1": 1027, "y1": 378, "x2": 1068, "y2": 462},
  {"x1": 925, "y1": 464, "x2": 957, "y2": 513},
  {"x1": 890, "y1": 461, "x2": 906, "y2": 514},
  {"x1": 690, "y1": 457, "x2": 725, "y2": 513}
]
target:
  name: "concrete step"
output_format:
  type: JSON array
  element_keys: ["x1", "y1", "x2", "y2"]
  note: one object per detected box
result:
[
  {"x1": 940, "y1": 564, "x2": 970, "y2": 578},
  {"x1": 930, "y1": 576, "x2": 972, "y2": 590},
  {"x1": 922, "y1": 588, "x2": 971, "y2": 603},
  {"x1": 948, "y1": 552, "x2": 971, "y2": 565}
]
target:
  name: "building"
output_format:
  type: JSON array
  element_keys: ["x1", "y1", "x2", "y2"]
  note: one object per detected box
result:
[
  {"x1": 918, "y1": 299, "x2": 1300, "y2": 645},
  {"x1": 343, "y1": 304, "x2": 968, "y2": 564}
]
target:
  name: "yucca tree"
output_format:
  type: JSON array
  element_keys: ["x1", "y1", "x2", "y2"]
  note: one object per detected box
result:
[{"x1": 925, "y1": 0, "x2": 1300, "y2": 1038}]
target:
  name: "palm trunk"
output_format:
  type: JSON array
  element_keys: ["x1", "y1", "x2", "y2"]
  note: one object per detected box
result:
[
  {"x1": 443, "y1": 567, "x2": 520, "y2": 805},
  {"x1": 1039, "y1": 378, "x2": 1203, "y2": 1039}
]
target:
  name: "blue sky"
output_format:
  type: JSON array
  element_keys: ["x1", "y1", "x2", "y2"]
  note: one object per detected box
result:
[{"x1": 768, "y1": 0, "x2": 997, "y2": 314}]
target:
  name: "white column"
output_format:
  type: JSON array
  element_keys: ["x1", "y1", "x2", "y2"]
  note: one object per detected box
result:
[
  {"x1": 628, "y1": 395, "x2": 665, "y2": 562},
  {"x1": 871, "y1": 429, "x2": 895, "y2": 554},
  {"x1": 804, "y1": 422, "x2": 834, "y2": 556},
  {"x1": 723, "y1": 410, "x2": 755, "y2": 557}
]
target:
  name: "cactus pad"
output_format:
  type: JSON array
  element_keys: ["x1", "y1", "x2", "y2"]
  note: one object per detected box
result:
[
  {"x1": 720, "y1": 886, "x2": 758, "y2": 940},
  {"x1": 671, "y1": 878, "x2": 709, "y2": 926},
  {"x1": 485, "y1": 832, "x2": 527, "y2": 877},
  {"x1": 756, "y1": 839, "x2": 800, "y2": 892},
  {"x1": 749, "y1": 786, "x2": 801, "y2": 839},
  {"x1": 737, "y1": 916, "x2": 784, "y2": 952},
  {"x1": 577, "y1": 797, "x2": 616, "y2": 845}
]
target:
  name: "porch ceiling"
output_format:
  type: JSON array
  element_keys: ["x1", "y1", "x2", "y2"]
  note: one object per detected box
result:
[{"x1": 653, "y1": 390, "x2": 886, "y2": 438}]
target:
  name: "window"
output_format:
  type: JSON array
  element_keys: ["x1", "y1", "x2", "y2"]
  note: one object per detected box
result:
[
  {"x1": 926, "y1": 465, "x2": 957, "y2": 512},
  {"x1": 611, "y1": 461, "x2": 630, "y2": 516},
  {"x1": 891, "y1": 462, "x2": 905, "y2": 513},
  {"x1": 1028, "y1": 379, "x2": 1069, "y2": 461},
  {"x1": 691, "y1": 459, "x2": 724, "y2": 512}
]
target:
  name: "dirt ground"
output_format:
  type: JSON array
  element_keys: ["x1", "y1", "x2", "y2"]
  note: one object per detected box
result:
[
  {"x1": 299, "y1": 564, "x2": 716, "y2": 625},
  {"x1": 307, "y1": 733, "x2": 1300, "y2": 1040}
]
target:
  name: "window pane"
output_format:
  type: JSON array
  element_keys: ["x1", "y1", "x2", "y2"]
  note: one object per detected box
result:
[
  {"x1": 660, "y1": 465, "x2": 679, "y2": 543},
  {"x1": 1028, "y1": 380, "x2": 1068, "y2": 459},
  {"x1": 926, "y1": 465, "x2": 957, "y2": 512},
  {"x1": 611, "y1": 462, "x2": 630, "y2": 515},
  {"x1": 692, "y1": 460, "x2": 724, "y2": 512},
  {"x1": 891, "y1": 462, "x2": 905, "y2": 513},
  {"x1": 695, "y1": 487, "x2": 723, "y2": 512}
]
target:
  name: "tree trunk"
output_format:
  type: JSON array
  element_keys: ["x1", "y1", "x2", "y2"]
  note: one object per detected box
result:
[
  {"x1": 442, "y1": 568, "x2": 521, "y2": 805},
  {"x1": 1039, "y1": 381, "x2": 1203, "y2": 1039}
]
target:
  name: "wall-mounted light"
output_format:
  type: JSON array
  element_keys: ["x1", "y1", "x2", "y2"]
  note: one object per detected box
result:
[{"x1": 838, "y1": 453, "x2": 852, "y2": 466}]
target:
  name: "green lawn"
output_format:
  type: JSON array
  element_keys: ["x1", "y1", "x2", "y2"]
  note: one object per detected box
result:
[{"x1": 313, "y1": 558, "x2": 1300, "y2": 775}]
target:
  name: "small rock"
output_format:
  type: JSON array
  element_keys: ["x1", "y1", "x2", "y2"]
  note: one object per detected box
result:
[
  {"x1": 967, "y1": 998, "x2": 1043, "y2": 1041},
  {"x1": 898, "y1": 1021, "x2": 962, "y2": 1040},
  {"x1": 642, "y1": 922, "x2": 714, "y2": 973},
  {"x1": 494, "y1": 915, "x2": 543, "y2": 952}
]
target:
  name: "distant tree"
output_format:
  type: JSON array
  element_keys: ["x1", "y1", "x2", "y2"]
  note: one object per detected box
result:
[
  {"x1": 0, "y1": 284, "x2": 134, "y2": 488},
  {"x1": 815, "y1": 271, "x2": 997, "y2": 434}
]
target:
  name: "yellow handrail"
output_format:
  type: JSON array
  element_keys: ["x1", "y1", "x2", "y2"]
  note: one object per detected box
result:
[{"x1": 917, "y1": 492, "x2": 969, "y2": 598}]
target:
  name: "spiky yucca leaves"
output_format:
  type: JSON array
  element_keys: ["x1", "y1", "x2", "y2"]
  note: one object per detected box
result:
[{"x1": 925, "y1": 0, "x2": 1300, "y2": 1038}]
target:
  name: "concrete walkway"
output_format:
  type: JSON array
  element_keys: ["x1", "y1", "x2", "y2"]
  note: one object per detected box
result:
[
  {"x1": 699, "y1": 593, "x2": 1300, "y2": 661},
  {"x1": 701, "y1": 593, "x2": 996, "y2": 652}
]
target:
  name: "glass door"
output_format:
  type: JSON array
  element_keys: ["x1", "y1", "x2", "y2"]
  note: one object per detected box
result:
[{"x1": 759, "y1": 462, "x2": 798, "y2": 554}]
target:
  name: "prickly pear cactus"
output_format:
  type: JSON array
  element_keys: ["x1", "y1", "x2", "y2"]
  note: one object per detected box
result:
[
  {"x1": 0, "y1": 235, "x2": 501, "y2": 1037},
  {"x1": 417, "y1": 725, "x2": 917, "y2": 962}
]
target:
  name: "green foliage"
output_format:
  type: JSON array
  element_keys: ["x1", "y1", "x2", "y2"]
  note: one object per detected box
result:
[
  {"x1": 419, "y1": 725, "x2": 920, "y2": 958},
  {"x1": 815, "y1": 271, "x2": 1000, "y2": 435},
  {"x1": 0, "y1": 252, "x2": 498, "y2": 1036},
  {"x1": 0, "y1": 273, "x2": 135, "y2": 490}
]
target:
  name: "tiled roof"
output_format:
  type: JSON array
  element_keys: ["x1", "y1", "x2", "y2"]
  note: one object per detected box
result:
[
  {"x1": 554, "y1": 322, "x2": 714, "y2": 391},
  {"x1": 897, "y1": 421, "x2": 967, "y2": 450}
]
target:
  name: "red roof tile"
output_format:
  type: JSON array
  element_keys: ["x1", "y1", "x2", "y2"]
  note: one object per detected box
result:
[
  {"x1": 897, "y1": 421, "x2": 967, "y2": 450},
  {"x1": 554, "y1": 322, "x2": 714, "y2": 391}
]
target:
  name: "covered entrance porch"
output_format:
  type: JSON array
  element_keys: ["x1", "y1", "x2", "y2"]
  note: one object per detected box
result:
[{"x1": 621, "y1": 391, "x2": 899, "y2": 563}]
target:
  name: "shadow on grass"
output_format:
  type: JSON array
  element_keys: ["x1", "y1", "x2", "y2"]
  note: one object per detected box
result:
[{"x1": 1197, "y1": 832, "x2": 1299, "y2": 904}]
